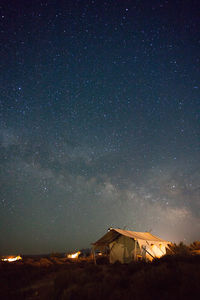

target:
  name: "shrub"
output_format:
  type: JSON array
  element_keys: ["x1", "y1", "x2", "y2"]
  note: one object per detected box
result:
[
  {"x1": 189, "y1": 241, "x2": 200, "y2": 250},
  {"x1": 168, "y1": 242, "x2": 191, "y2": 255}
]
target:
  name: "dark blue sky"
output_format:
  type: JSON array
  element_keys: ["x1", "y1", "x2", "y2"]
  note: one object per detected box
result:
[{"x1": 1, "y1": 0, "x2": 200, "y2": 255}]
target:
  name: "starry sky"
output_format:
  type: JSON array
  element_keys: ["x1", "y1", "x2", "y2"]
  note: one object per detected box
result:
[{"x1": 1, "y1": 0, "x2": 200, "y2": 255}]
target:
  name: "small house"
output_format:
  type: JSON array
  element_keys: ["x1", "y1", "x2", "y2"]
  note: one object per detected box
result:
[{"x1": 92, "y1": 228, "x2": 170, "y2": 263}]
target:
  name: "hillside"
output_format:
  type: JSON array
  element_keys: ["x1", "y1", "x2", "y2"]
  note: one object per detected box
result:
[{"x1": 1, "y1": 253, "x2": 200, "y2": 299}]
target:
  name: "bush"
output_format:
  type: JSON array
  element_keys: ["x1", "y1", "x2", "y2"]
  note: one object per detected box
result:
[
  {"x1": 189, "y1": 241, "x2": 200, "y2": 250},
  {"x1": 2, "y1": 248, "x2": 200, "y2": 300},
  {"x1": 168, "y1": 242, "x2": 191, "y2": 255}
]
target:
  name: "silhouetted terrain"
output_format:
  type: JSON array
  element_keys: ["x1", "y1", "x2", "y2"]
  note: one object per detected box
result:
[{"x1": 1, "y1": 251, "x2": 200, "y2": 299}]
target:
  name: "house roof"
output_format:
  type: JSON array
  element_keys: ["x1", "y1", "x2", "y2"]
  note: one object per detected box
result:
[{"x1": 93, "y1": 228, "x2": 170, "y2": 247}]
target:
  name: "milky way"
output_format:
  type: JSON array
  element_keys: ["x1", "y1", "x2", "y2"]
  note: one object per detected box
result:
[{"x1": 1, "y1": 0, "x2": 200, "y2": 254}]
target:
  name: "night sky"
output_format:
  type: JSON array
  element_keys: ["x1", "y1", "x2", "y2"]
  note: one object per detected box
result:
[{"x1": 1, "y1": 0, "x2": 200, "y2": 255}]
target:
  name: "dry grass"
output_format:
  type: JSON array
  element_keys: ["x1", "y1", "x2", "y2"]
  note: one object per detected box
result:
[{"x1": 1, "y1": 252, "x2": 200, "y2": 299}]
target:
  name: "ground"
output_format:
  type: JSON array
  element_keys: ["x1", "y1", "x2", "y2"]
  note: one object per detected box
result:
[{"x1": 1, "y1": 254, "x2": 200, "y2": 299}]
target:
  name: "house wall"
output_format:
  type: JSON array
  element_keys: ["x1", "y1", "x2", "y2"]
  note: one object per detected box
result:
[
  {"x1": 145, "y1": 243, "x2": 167, "y2": 260},
  {"x1": 109, "y1": 235, "x2": 138, "y2": 263}
]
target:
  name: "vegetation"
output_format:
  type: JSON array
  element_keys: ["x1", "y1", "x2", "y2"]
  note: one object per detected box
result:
[
  {"x1": 189, "y1": 241, "x2": 200, "y2": 251},
  {"x1": 168, "y1": 241, "x2": 200, "y2": 255},
  {"x1": 1, "y1": 242, "x2": 200, "y2": 300}
]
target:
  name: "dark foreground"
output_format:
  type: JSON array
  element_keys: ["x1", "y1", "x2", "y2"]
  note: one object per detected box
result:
[{"x1": 1, "y1": 254, "x2": 200, "y2": 300}]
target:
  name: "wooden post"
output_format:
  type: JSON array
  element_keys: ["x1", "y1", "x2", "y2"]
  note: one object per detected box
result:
[
  {"x1": 142, "y1": 246, "x2": 155, "y2": 259},
  {"x1": 134, "y1": 239, "x2": 137, "y2": 261},
  {"x1": 92, "y1": 246, "x2": 96, "y2": 265}
]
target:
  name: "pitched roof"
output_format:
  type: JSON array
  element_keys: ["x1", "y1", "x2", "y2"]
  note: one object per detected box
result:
[
  {"x1": 114, "y1": 228, "x2": 169, "y2": 242},
  {"x1": 93, "y1": 228, "x2": 170, "y2": 246}
]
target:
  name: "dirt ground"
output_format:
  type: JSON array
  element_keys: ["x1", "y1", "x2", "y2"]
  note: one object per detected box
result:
[{"x1": 1, "y1": 254, "x2": 200, "y2": 300}]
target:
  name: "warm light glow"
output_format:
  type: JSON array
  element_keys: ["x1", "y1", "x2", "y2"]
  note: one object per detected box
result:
[
  {"x1": 151, "y1": 244, "x2": 166, "y2": 257},
  {"x1": 2, "y1": 255, "x2": 22, "y2": 262},
  {"x1": 67, "y1": 251, "x2": 81, "y2": 259}
]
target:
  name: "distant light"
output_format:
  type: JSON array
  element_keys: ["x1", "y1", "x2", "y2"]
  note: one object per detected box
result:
[
  {"x1": 2, "y1": 255, "x2": 22, "y2": 262},
  {"x1": 67, "y1": 251, "x2": 81, "y2": 259}
]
